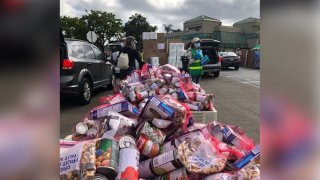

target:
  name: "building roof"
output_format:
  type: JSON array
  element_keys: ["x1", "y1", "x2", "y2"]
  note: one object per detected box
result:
[
  {"x1": 233, "y1": 17, "x2": 260, "y2": 26},
  {"x1": 184, "y1": 15, "x2": 221, "y2": 24},
  {"x1": 215, "y1": 26, "x2": 242, "y2": 33}
]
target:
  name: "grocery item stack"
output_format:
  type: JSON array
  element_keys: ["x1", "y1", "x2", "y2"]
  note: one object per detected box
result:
[{"x1": 60, "y1": 64, "x2": 260, "y2": 180}]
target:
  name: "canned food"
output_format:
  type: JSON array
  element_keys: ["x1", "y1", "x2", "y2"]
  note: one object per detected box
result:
[
  {"x1": 137, "y1": 122, "x2": 166, "y2": 144},
  {"x1": 76, "y1": 122, "x2": 88, "y2": 134},
  {"x1": 160, "y1": 139, "x2": 180, "y2": 154},
  {"x1": 171, "y1": 93, "x2": 178, "y2": 99},
  {"x1": 152, "y1": 149, "x2": 183, "y2": 176},
  {"x1": 137, "y1": 134, "x2": 159, "y2": 158},
  {"x1": 129, "y1": 86, "x2": 136, "y2": 92},
  {"x1": 94, "y1": 173, "x2": 109, "y2": 180},
  {"x1": 196, "y1": 94, "x2": 207, "y2": 103},
  {"x1": 150, "y1": 83, "x2": 159, "y2": 90},
  {"x1": 138, "y1": 102, "x2": 146, "y2": 111},
  {"x1": 168, "y1": 88, "x2": 175, "y2": 94},
  {"x1": 129, "y1": 91, "x2": 137, "y2": 103},
  {"x1": 136, "y1": 91, "x2": 149, "y2": 101},
  {"x1": 117, "y1": 147, "x2": 140, "y2": 180},
  {"x1": 174, "y1": 82, "x2": 181, "y2": 88},
  {"x1": 159, "y1": 87, "x2": 168, "y2": 95},
  {"x1": 171, "y1": 77, "x2": 179, "y2": 85},
  {"x1": 149, "y1": 90, "x2": 156, "y2": 96},
  {"x1": 186, "y1": 103, "x2": 200, "y2": 111},
  {"x1": 138, "y1": 159, "x2": 156, "y2": 179},
  {"x1": 151, "y1": 118, "x2": 173, "y2": 129},
  {"x1": 119, "y1": 135, "x2": 136, "y2": 148},
  {"x1": 86, "y1": 128, "x2": 98, "y2": 139},
  {"x1": 96, "y1": 138, "x2": 120, "y2": 179},
  {"x1": 155, "y1": 79, "x2": 165, "y2": 87},
  {"x1": 154, "y1": 167, "x2": 189, "y2": 180}
]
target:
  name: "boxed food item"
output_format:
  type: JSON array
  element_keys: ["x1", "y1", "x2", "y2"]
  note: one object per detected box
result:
[
  {"x1": 140, "y1": 95, "x2": 175, "y2": 120},
  {"x1": 89, "y1": 101, "x2": 140, "y2": 120}
]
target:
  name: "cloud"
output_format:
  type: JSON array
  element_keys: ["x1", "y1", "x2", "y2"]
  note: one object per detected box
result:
[{"x1": 60, "y1": 0, "x2": 260, "y2": 32}]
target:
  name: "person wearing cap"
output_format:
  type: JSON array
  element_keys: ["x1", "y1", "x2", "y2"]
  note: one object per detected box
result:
[
  {"x1": 119, "y1": 36, "x2": 144, "y2": 79},
  {"x1": 187, "y1": 37, "x2": 203, "y2": 84}
]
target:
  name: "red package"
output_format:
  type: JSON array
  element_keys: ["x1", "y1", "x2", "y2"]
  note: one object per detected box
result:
[{"x1": 98, "y1": 93, "x2": 126, "y2": 105}]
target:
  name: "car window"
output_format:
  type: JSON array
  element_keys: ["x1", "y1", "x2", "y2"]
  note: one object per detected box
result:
[
  {"x1": 92, "y1": 46, "x2": 103, "y2": 60},
  {"x1": 82, "y1": 45, "x2": 96, "y2": 59},
  {"x1": 218, "y1": 52, "x2": 228, "y2": 56},
  {"x1": 227, "y1": 52, "x2": 237, "y2": 56},
  {"x1": 71, "y1": 45, "x2": 85, "y2": 58}
]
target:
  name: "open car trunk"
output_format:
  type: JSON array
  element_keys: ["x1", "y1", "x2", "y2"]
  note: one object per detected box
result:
[{"x1": 201, "y1": 40, "x2": 219, "y2": 64}]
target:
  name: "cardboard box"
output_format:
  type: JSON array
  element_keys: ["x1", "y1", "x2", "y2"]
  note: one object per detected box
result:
[
  {"x1": 143, "y1": 40, "x2": 158, "y2": 52},
  {"x1": 149, "y1": 32, "x2": 157, "y2": 39},
  {"x1": 142, "y1": 32, "x2": 150, "y2": 40},
  {"x1": 157, "y1": 33, "x2": 165, "y2": 42},
  {"x1": 150, "y1": 57, "x2": 159, "y2": 66},
  {"x1": 168, "y1": 57, "x2": 177, "y2": 66},
  {"x1": 158, "y1": 52, "x2": 168, "y2": 65},
  {"x1": 166, "y1": 39, "x2": 183, "y2": 53},
  {"x1": 191, "y1": 107, "x2": 218, "y2": 123},
  {"x1": 143, "y1": 52, "x2": 159, "y2": 63}
]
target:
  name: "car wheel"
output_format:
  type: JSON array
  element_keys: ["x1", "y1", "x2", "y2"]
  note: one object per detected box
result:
[
  {"x1": 213, "y1": 71, "x2": 220, "y2": 77},
  {"x1": 78, "y1": 78, "x2": 92, "y2": 105},
  {"x1": 107, "y1": 73, "x2": 116, "y2": 90},
  {"x1": 235, "y1": 66, "x2": 240, "y2": 70}
]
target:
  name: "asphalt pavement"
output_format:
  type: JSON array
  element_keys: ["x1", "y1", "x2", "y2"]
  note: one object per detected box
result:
[{"x1": 60, "y1": 67, "x2": 260, "y2": 143}]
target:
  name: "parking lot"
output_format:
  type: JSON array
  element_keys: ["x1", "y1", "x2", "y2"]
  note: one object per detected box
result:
[{"x1": 61, "y1": 68, "x2": 260, "y2": 143}]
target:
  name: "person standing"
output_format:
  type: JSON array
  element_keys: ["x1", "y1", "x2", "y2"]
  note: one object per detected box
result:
[
  {"x1": 187, "y1": 37, "x2": 203, "y2": 84},
  {"x1": 119, "y1": 36, "x2": 144, "y2": 80}
]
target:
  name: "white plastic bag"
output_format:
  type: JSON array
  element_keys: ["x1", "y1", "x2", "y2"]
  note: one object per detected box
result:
[{"x1": 117, "y1": 53, "x2": 129, "y2": 69}]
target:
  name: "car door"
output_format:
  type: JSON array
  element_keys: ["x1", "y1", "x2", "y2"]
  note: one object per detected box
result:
[
  {"x1": 92, "y1": 45, "x2": 112, "y2": 85},
  {"x1": 82, "y1": 45, "x2": 102, "y2": 87}
]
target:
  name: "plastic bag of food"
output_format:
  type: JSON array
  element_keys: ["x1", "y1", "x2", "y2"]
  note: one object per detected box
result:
[
  {"x1": 60, "y1": 140, "x2": 97, "y2": 180},
  {"x1": 98, "y1": 93, "x2": 126, "y2": 105},
  {"x1": 159, "y1": 64, "x2": 180, "y2": 76},
  {"x1": 177, "y1": 133, "x2": 227, "y2": 175},
  {"x1": 137, "y1": 121, "x2": 166, "y2": 144},
  {"x1": 102, "y1": 111, "x2": 138, "y2": 136},
  {"x1": 222, "y1": 125, "x2": 254, "y2": 152},
  {"x1": 237, "y1": 164, "x2": 260, "y2": 180}
]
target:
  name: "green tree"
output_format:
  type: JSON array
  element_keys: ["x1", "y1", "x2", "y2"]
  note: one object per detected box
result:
[
  {"x1": 60, "y1": 16, "x2": 88, "y2": 40},
  {"x1": 172, "y1": 28, "x2": 182, "y2": 32},
  {"x1": 124, "y1": 13, "x2": 157, "y2": 50},
  {"x1": 163, "y1": 24, "x2": 173, "y2": 33},
  {"x1": 81, "y1": 10, "x2": 123, "y2": 49}
]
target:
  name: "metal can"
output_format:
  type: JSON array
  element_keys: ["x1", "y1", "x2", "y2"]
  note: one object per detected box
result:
[
  {"x1": 76, "y1": 122, "x2": 88, "y2": 134},
  {"x1": 119, "y1": 135, "x2": 136, "y2": 148},
  {"x1": 137, "y1": 122, "x2": 166, "y2": 144},
  {"x1": 151, "y1": 149, "x2": 183, "y2": 176},
  {"x1": 154, "y1": 167, "x2": 189, "y2": 180},
  {"x1": 94, "y1": 173, "x2": 109, "y2": 180},
  {"x1": 138, "y1": 102, "x2": 146, "y2": 111},
  {"x1": 171, "y1": 93, "x2": 178, "y2": 99},
  {"x1": 149, "y1": 90, "x2": 156, "y2": 96},
  {"x1": 96, "y1": 138, "x2": 120, "y2": 179},
  {"x1": 150, "y1": 83, "x2": 159, "y2": 90},
  {"x1": 117, "y1": 147, "x2": 140, "y2": 180},
  {"x1": 196, "y1": 94, "x2": 207, "y2": 103},
  {"x1": 136, "y1": 91, "x2": 149, "y2": 101},
  {"x1": 129, "y1": 91, "x2": 137, "y2": 103},
  {"x1": 129, "y1": 86, "x2": 136, "y2": 92},
  {"x1": 138, "y1": 159, "x2": 156, "y2": 179},
  {"x1": 159, "y1": 87, "x2": 168, "y2": 95},
  {"x1": 171, "y1": 77, "x2": 179, "y2": 85},
  {"x1": 86, "y1": 127, "x2": 98, "y2": 139},
  {"x1": 160, "y1": 139, "x2": 180, "y2": 154},
  {"x1": 137, "y1": 134, "x2": 159, "y2": 158}
]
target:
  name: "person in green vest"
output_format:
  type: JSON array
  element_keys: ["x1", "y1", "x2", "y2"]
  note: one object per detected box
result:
[{"x1": 187, "y1": 37, "x2": 203, "y2": 84}]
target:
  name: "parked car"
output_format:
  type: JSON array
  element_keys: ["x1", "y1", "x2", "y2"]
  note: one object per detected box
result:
[
  {"x1": 218, "y1": 52, "x2": 241, "y2": 70},
  {"x1": 201, "y1": 39, "x2": 221, "y2": 77},
  {"x1": 60, "y1": 38, "x2": 116, "y2": 104}
]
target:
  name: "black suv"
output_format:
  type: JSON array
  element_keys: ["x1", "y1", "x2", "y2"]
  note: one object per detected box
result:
[
  {"x1": 60, "y1": 38, "x2": 115, "y2": 104},
  {"x1": 201, "y1": 39, "x2": 221, "y2": 77}
]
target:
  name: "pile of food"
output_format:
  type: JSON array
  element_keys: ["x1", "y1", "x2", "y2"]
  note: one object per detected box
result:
[{"x1": 60, "y1": 64, "x2": 260, "y2": 180}]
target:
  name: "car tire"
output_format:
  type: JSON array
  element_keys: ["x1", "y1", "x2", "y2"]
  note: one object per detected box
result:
[
  {"x1": 235, "y1": 66, "x2": 240, "y2": 70},
  {"x1": 213, "y1": 71, "x2": 220, "y2": 77},
  {"x1": 78, "y1": 78, "x2": 92, "y2": 105},
  {"x1": 107, "y1": 73, "x2": 116, "y2": 90}
]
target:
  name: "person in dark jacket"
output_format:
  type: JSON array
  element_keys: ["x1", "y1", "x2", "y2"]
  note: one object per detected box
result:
[{"x1": 119, "y1": 36, "x2": 144, "y2": 79}]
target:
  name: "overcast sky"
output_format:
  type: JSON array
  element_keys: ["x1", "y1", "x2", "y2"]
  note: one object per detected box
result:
[{"x1": 60, "y1": 0, "x2": 260, "y2": 32}]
